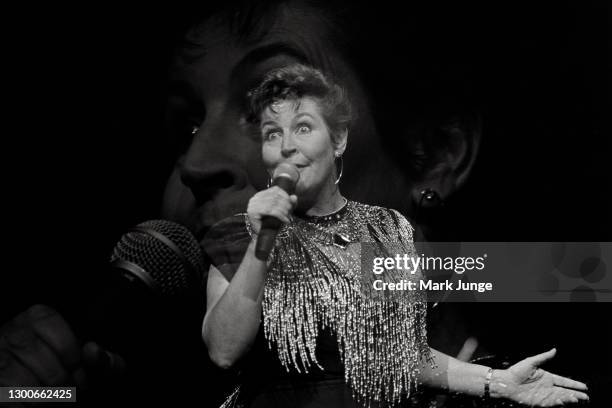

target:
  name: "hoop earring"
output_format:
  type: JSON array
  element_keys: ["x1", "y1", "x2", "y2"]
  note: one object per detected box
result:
[{"x1": 334, "y1": 155, "x2": 344, "y2": 185}]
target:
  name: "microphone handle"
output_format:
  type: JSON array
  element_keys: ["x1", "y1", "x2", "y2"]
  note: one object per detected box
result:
[
  {"x1": 254, "y1": 219, "x2": 281, "y2": 261},
  {"x1": 254, "y1": 175, "x2": 296, "y2": 260},
  {"x1": 79, "y1": 269, "x2": 156, "y2": 353}
]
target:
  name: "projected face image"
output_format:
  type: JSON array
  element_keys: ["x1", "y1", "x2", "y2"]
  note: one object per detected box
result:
[{"x1": 161, "y1": 2, "x2": 410, "y2": 244}]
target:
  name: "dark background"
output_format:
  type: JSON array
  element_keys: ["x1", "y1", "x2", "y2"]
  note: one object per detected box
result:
[{"x1": 4, "y1": 1, "x2": 610, "y2": 406}]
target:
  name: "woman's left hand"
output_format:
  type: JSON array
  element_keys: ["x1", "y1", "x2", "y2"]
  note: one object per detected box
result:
[{"x1": 494, "y1": 348, "x2": 589, "y2": 406}]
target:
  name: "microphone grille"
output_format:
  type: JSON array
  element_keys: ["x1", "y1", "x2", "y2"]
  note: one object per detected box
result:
[
  {"x1": 110, "y1": 220, "x2": 205, "y2": 296},
  {"x1": 273, "y1": 162, "x2": 300, "y2": 182}
]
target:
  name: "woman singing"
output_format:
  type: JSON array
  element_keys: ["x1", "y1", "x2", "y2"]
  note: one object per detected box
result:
[{"x1": 202, "y1": 64, "x2": 589, "y2": 407}]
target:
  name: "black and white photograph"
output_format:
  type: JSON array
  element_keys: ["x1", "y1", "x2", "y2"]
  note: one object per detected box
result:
[{"x1": 2, "y1": 1, "x2": 610, "y2": 407}]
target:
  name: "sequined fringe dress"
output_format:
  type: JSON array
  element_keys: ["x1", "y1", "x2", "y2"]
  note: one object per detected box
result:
[{"x1": 210, "y1": 200, "x2": 432, "y2": 408}]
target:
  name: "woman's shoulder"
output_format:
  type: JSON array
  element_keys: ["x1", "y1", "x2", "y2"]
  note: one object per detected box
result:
[{"x1": 349, "y1": 200, "x2": 414, "y2": 230}]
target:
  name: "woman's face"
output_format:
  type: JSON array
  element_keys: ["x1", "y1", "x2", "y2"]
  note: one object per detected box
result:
[
  {"x1": 161, "y1": 3, "x2": 414, "y2": 245},
  {"x1": 260, "y1": 97, "x2": 337, "y2": 199}
]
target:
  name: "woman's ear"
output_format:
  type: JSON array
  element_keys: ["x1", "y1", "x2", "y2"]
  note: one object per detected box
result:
[
  {"x1": 334, "y1": 128, "x2": 348, "y2": 156},
  {"x1": 411, "y1": 115, "x2": 482, "y2": 206}
]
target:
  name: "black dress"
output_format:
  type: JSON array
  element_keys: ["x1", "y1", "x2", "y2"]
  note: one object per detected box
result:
[{"x1": 236, "y1": 321, "x2": 363, "y2": 407}]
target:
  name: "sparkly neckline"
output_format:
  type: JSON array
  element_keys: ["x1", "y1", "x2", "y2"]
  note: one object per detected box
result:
[{"x1": 297, "y1": 199, "x2": 350, "y2": 223}]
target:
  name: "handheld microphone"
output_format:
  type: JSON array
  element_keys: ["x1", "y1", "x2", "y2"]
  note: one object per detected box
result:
[
  {"x1": 81, "y1": 220, "x2": 205, "y2": 353},
  {"x1": 255, "y1": 163, "x2": 300, "y2": 260}
]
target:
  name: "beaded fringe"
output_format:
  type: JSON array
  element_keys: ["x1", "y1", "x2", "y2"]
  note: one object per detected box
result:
[
  {"x1": 262, "y1": 202, "x2": 432, "y2": 407},
  {"x1": 219, "y1": 385, "x2": 243, "y2": 408}
]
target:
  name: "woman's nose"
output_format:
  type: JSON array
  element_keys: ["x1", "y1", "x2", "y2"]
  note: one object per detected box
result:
[
  {"x1": 181, "y1": 161, "x2": 244, "y2": 204},
  {"x1": 280, "y1": 133, "x2": 298, "y2": 158},
  {"x1": 179, "y1": 122, "x2": 249, "y2": 205}
]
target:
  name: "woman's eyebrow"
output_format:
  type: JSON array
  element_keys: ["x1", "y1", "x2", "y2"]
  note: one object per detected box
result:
[
  {"x1": 261, "y1": 120, "x2": 279, "y2": 128},
  {"x1": 293, "y1": 113, "x2": 315, "y2": 121},
  {"x1": 231, "y1": 42, "x2": 309, "y2": 80}
]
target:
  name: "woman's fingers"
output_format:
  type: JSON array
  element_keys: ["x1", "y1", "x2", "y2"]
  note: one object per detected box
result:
[
  {"x1": 268, "y1": 209, "x2": 291, "y2": 224},
  {"x1": 525, "y1": 348, "x2": 557, "y2": 367},
  {"x1": 571, "y1": 390, "x2": 589, "y2": 401},
  {"x1": 82, "y1": 342, "x2": 127, "y2": 378},
  {"x1": 259, "y1": 189, "x2": 294, "y2": 220},
  {"x1": 1, "y1": 325, "x2": 68, "y2": 385},
  {"x1": 247, "y1": 187, "x2": 296, "y2": 233},
  {"x1": 558, "y1": 388, "x2": 589, "y2": 402},
  {"x1": 0, "y1": 305, "x2": 79, "y2": 386},
  {"x1": 14, "y1": 305, "x2": 81, "y2": 371},
  {"x1": 548, "y1": 386, "x2": 589, "y2": 405},
  {"x1": 269, "y1": 186, "x2": 290, "y2": 200},
  {"x1": 0, "y1": 350, "x2": 40, "y2": 386},
  {"x1": 552, "y1": 374, "x2": 588, "y2": 391}
]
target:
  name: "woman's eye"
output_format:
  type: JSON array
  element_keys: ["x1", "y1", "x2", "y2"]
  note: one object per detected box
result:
[
  {"x1": 297, "y1": 125, "x2": 311, "y2": 134},
  {"x1": 172, "y1": 122, "x2": 200, "y2": 156},
  {"x1": 265, "y1": 130, "x2": 282, "y2": 140}
]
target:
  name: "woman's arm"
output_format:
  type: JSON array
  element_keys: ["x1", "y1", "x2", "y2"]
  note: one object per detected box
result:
[
  {"x1": 419, "y1": 348, "x2": 500, "y2": 398},
  {"x1": 202, "y1": 186, "x2": 296, "y2": 370},
  {"x1": 202, "y1": 239, "x2": 267, "y2": 369},
  {"x1": 420, "y1": 348, "x2": 589, "y2": 406}
]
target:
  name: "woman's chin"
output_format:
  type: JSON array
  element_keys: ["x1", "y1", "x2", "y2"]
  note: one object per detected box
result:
[
  {"x1": 294, "y1": 184, "x2": 315, "y2": 206},
  {"x1": 295, "y1": 178, "x2": 308, "y2": 193},
  {"x1": 295, "y1": 184, "x2": 308, "y2": 197}
]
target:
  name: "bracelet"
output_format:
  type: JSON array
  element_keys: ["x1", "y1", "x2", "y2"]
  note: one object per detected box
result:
[
  {"x1": 244, "y1": 213, "x2": 258, "y2": 238},
  {"x1": 484, "y1": 367, "x2": 493, "y2": 399}
]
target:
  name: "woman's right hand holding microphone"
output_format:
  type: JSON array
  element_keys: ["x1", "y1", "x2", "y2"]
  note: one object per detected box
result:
[{"x1": 246, "y1": 186, "x2": 298, "y2": 236}]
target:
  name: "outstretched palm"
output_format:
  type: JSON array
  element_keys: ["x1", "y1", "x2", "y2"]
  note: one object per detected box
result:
[{"x1": 502, "y1": 348, "x2": 589, "y2": 407}]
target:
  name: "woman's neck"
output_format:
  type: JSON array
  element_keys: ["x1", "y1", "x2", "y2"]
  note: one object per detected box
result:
[{"x1": 304, "y1": 184, "x2": 345, "y2": 217}]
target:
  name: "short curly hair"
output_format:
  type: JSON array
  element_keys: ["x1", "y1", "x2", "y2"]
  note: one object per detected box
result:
[{"x1": 246, "y1": 64, "x2": 353, "y2": 144}]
